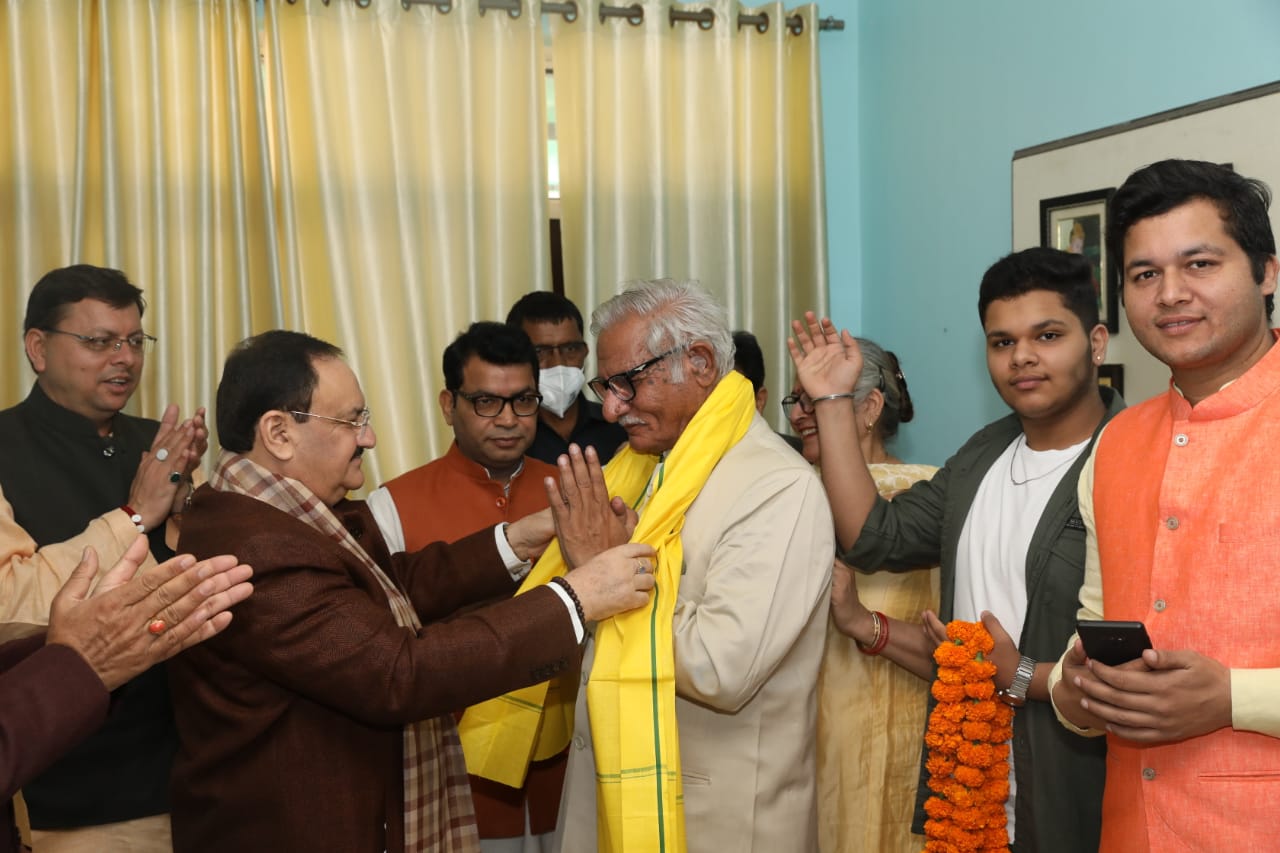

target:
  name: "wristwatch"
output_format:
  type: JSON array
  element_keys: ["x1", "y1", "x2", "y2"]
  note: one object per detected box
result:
[{"x1": 997, "y1": 655, "x2": 1036, "y2": 707}]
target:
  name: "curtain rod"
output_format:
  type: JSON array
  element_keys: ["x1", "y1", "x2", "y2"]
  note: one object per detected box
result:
[{"x1": 307, "y1": 0, "x2": 844, "y2": 33}]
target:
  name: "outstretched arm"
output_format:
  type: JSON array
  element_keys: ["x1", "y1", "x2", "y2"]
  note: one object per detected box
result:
[
  {"x1": 47, "y1": 535, "x2": 253, "y2": 691},
  {"x1": 0, "y1": 484, "x2": 155, "y2": 639},
  {"x1": 829, "y1": 559, "x2": 936, "y2": 680}
]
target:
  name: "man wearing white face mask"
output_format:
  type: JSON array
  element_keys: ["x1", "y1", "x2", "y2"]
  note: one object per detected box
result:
[
  {"x1": 507, "y1": 292, "x2": 628, "y2": 465},
  {"x1": 365, "y1": 321, "x2": 566, "y2": 852}
]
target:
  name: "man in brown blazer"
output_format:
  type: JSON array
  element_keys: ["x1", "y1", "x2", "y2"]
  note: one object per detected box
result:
[{"x1": 168, "y1": 330, "x2": 654, "y2": 853}]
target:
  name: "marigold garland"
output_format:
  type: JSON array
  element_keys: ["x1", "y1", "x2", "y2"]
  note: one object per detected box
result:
[{"x1": 922, "y1": 620, "x2": 1013, "y2": 853}]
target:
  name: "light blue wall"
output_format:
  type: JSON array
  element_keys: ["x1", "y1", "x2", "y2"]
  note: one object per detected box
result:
[{"x1": 821, "y1": 0, "x2": 1280, "y2": 464}]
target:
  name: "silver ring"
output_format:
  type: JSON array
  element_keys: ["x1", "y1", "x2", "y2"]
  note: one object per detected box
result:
[
  {"x1": 634, "y1": 560, "x2": 647, "y2": 575},
  {"x1": 169, "y1": 471, "x2": 182, "y2": 484},
  {"x1": 155, "y1": 448, "x2": 170, "y2": 462}
]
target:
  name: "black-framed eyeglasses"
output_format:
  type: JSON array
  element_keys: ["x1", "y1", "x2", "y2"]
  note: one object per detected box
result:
[
  {"x1": 452, "y1": 390, "x2": 543, "y2": 418},
  {"x1": 533, "y1": 341, "x2": 588, "y2": 365},
  {"x1": 587, "y1": 347, "x2": 682, "y2": 403},
  {"x1": 43, "y1": 328, "x2": 157, "y2": 354},
  {"x1": 289, "y1": 407, "x2": 373, "y2": 433},
  {"x1": 780, "y1": 392, "x2": 814, "y2": 414}
]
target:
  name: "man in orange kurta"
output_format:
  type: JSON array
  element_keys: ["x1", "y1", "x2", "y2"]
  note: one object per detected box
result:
[
  {"x1": 367, "y1": 322, "x2": 564, "y2": 853},
  {"x1": 1050, "y1": 159, "x2": 1280, "y2": 852}
]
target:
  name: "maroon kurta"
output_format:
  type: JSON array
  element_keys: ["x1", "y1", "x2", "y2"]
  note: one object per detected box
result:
[{"x1": 1, "y1": 637, "x2": 108, "y2": 853}]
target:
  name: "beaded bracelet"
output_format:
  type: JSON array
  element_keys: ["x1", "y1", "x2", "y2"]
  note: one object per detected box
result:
[
  {"x1": 120, "y1": 504, "x2": 146, "y2": 534},
  {"x1": 548, "y1": 576, "x2": 586, "y2": 626},
  {"x1": 857, "y1": 611, "x2": 890, "y2": 656}
]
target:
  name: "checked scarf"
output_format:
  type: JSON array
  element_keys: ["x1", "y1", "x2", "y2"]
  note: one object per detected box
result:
[
  {"x1": 211, "y1": 452, "x2": 479, "y2": 853},
  {"x1": 458, "y1": 371, "x2": 755, "y2": 852}
]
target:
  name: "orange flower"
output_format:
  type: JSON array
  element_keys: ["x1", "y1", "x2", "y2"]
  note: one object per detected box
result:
[
  {"x1": 934, "y1": 642, "x2": 973, "y2": 667},
  {"x1": 927, "y1": 754, "x2": 957, "y2": 778},
  {"x1": 967, "y1": 701, "x2": 997, "y2": 722},
  {"x1": 924, "y1": 620, "x2": 1011, "y2": 853},
  {"x1": 964, "y1": 681, "x2": 995, "y2": 700},
  {"x1": 962, "y1": 721, "x2": 994, "y2": 741},
  {"x1": 933, "y1": 682, "x2": 967, "y2": 703},
  {"x1": 962, "y1": 659, "x2": 998, "y2": 681}
]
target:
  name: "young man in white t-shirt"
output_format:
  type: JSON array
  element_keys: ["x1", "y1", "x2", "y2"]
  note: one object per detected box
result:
[{"x1": 789, "y1": 246, "x2": 1121, "y2": 853}]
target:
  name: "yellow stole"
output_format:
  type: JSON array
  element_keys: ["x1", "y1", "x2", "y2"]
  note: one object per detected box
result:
[{"x1": 458, "y1": 371, "x2": 755, "y2": 852}]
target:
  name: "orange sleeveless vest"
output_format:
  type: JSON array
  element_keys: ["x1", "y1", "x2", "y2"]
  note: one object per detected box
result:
[
  {"x1": 1091, "y1": 334, "x2": 1280, "y2": 852},
  {"x1": 383, "y1": 443, "x2": 556, "y2": 551}
]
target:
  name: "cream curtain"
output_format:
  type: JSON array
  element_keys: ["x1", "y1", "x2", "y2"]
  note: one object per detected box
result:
[
  {"x1": 262, "y1": 0, "x2": 549, "y2": 485},
  {"x1": 551, "y1": 0, "x2": 827, "y2": 429},
  {"x1": 2, "y1": 0, "x2": 822, "y2": 470},
  {"x1": 0, "y1": 0, "x2": 275, "y2": 428}
]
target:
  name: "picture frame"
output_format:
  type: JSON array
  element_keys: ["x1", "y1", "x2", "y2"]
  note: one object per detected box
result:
[
  {"x1": 1040, "y1": 188, "x2": 1119, "y2": 333},
  {"x1": 1097, "y1": 363, "x2": 1124, "y2": 398}
]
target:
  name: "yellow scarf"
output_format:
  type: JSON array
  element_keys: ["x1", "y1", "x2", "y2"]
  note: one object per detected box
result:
[{"x1": 458, "y1": 371, "x2": 755, "y2": 852}]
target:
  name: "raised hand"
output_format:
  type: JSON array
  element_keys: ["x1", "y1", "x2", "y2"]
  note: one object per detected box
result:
[
  {"x1": 787, "y1": 310, "x2": 863, "y2": 399},
  {"x1": 46, "y1": 536, "x2": 253, "y2": 691},
  {"x1": 182, "y1": 406, "x2": 210, "y2": 478},
  {"x1": 545, "y1": 444, "x2": 631, "y2": 568},
  {"x1": 127, "y1": 404, "x2": 201, "y2": 529}
]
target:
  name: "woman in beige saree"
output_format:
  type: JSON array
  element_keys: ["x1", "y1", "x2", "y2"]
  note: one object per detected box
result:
[{"x1": 785, "y1": 338, "x2": 938, "y2": 853}]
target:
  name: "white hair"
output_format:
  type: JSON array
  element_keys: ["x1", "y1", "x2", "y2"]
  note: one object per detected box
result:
[{"x1": 590, "y1": 279, "x2": 734, "y2": 381}]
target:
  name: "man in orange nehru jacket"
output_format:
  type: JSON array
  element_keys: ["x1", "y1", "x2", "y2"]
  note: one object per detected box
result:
[
  {"x1": 1050, "y1": 159, "x2": 1280, "y2": 851},
  {"x1": 366, "y1": 320, "x2": 562, "y2": 853}
]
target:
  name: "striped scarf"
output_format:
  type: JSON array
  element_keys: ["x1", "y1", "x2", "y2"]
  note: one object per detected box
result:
[{"x1": 211, "y1": 451, "x2": 479, "y2": 853}]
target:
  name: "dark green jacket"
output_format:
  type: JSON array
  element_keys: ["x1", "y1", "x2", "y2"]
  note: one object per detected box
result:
[{"x1": 843, "y1": 386, "x2": 1124, "y2": 853}]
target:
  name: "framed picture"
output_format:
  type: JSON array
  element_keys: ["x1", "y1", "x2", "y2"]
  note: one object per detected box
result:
[
  {"x1": 1097, "y1": 363, "x2": 1124, "y2": 398},
  {"x1": 1040, "y1": 188, "x2": 1119, "y2": 333}
]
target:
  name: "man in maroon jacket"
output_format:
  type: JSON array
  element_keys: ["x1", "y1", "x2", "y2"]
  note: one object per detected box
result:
[{"x1": 168, "y1": 330, "x2": 653, "y2": 853}]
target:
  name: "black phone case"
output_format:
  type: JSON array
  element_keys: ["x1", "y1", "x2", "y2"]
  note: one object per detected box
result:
[{"x1": 1077, "y1": 619, "x2": 1152, "y2": 666}]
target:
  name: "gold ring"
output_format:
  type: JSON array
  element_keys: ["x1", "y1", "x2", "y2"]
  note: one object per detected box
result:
[{"x1": 634, "y1": 560, "x2": 647, "y2": 575}]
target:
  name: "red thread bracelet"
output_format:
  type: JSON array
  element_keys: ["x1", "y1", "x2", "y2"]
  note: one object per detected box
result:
[{"x1": 120, "y1": 505, "x2": 145, "y2": 533}]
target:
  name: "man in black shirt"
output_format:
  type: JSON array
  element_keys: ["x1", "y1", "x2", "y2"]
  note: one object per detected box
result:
[
  {"x1": 0, "y1": 265, "x2": 206, "y2": 851},
  {"x1": 506, "y1": 292, "x2": 628, "y2": 465}
]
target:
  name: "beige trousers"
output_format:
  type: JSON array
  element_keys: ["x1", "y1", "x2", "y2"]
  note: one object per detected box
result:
[{"x1": 30, "y1": 814, "x2": 171, "y2": 853}]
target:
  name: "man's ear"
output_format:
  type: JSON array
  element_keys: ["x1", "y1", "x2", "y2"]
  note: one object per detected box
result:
[
  {"x1": 754, "y1": 385, "x2": 768, "y2": 415},
  {"x1": 23, "y1": 329, "x2": 47, "y2": 374},
  {"x1": 439, "y1": 389, "x2": 455, "y2": 426},
  {"x1": 257, "y1": 411, "x2": 296, "y2": 463},
  {"x1": 1260, "y1": 254, "x2": 1278, "y2": 296},
  {"x1": 1089, "y1": 324, "x2": 1109, "y2": 367},
  {"x1": 687, "y1": 342, "x2": 717, "y2": 388}
]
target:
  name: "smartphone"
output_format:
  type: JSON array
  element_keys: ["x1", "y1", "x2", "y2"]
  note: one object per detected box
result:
[{"x1": 1076, "y1": 620, "x2": 1152, "y2": 666}]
